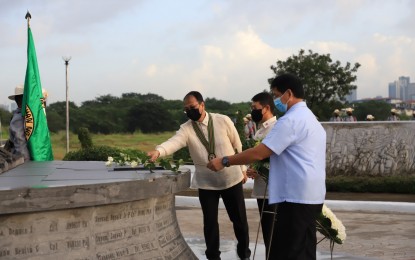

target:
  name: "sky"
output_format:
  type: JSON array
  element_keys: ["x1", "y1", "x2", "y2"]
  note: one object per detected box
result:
[{"x1": 1, "y1": 0, "x2": 415, "y2": 108}]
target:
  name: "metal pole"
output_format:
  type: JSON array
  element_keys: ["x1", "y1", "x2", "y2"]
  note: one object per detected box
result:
[{"x1": 63, "y1": 56, "x2": 71, "y2": 153}]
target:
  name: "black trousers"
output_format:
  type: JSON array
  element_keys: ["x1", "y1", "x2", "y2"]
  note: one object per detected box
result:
[
  {"x1": 256, "y1": 199, "x2": 278, "y2": 259},
  {"x1": 274, "y1": 202, "x2": 323, "y2": 260},
  {"x1": 199, "y1": 182, "x2": 251, "y2": 260}
]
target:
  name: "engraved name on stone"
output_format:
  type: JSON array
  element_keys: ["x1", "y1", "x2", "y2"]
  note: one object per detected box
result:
[
  {"x1": 95, "y1": 228, "x2": 127, "y2": 244},
  {"x1": 0, "y1": 194, "x2": 195, "y2": 259},
  {"x1": 155, "y1": 200, "x2": 174, "y2": 215},
  {"x1": 95, "y1": 207, "x2": 153, "y2": 224},
  {"x1": 158, "y1": 226, "x2": 181, "y2": 247},
  {"x1": 66, "y1": 220, "x2": 88, "y2": 230},
  {"x1": 8, "y1": 225, "x2": 33, "y2": 235},
  {"x1": 162, "y1": 237, "x2": 187, "y2": 260},
  {"x1": 155, "y1": 215, "x2": 175, "y2": 231},
  {"x1": 96, "y1": 241, "x2": 159, "y2": 260}
]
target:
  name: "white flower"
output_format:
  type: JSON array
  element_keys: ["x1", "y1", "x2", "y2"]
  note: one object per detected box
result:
[
  {"x1": 105, "y1": 160, "x2": 113, "y2": 167},
  {"x1": 107, "y1": 156, "x2": 114, "y2": 162},
  {"x1": 320, "y1": 204, "x2": 347, "y2": 243},
  {"x1": 130, "y1": 161, "x2": 138, "y2": 167}
]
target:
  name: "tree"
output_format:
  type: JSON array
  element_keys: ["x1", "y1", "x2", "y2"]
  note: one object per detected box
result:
[
  {"x1": 0, "y1": 107, "x2": 12, "y2": 127},
  {"x1": 352, "y1": 101, "x2": 391, "y2": 121},
  {"x1": 47, "y1": 101, "x2": 78, "y2": 132},
  {"x1": 269, "y1": 49, "x2": 360, "y2": 118},
  {"x1": 205, "y1": 98, "x2": 232, "y2": 112},
  {"x1": 127, "y1": 102, "x2": 177, "y2": 133}
]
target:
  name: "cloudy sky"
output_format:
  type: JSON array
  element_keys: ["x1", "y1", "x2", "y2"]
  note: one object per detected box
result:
[{"x1": 1, "y1": 0, "x2": 414, "y2": 107}]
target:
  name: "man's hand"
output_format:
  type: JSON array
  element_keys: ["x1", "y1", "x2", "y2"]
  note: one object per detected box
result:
[
  {"x1": 242, "y1": 171, "x2": 248, "y2": 184},
  {"x1": 207, "y1": 157, "x2": 224, "y2": 172},
  {"x1": 147, "y1": 150, "x2": 160, "y2": 162},
  {"x1": 246, "y1": 168, "x2": 258, "y2": 179}
]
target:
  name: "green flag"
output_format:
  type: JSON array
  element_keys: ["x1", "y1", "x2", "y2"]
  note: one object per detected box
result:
[{"x1": 21, "y1": 26, "x2": 54, "y2": 161}]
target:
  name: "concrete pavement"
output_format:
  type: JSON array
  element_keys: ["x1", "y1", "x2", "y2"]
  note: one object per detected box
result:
[{"x1": 175, "y1": 198, "x2": 415, "y2": 260}]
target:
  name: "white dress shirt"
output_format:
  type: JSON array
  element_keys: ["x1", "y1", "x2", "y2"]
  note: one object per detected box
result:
[
  {"x1": 251, "y1": 116, "x2": 277, "y2": 198},
  {"x1": 156, "y1": 112, "x2": 245, "y2": 190},
  {"x1": 263, "y1": 102, "x2": 326, "y2": 204}
]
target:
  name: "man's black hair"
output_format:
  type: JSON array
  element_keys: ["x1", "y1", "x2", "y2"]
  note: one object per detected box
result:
[
  {"x1": 270, "y1": 73, "x2": 304, "y2": 99},
  {"x1": 184, "y1": 91, "x2": 204, "y2": 103},
  {"x1": 251, "y1": 92, "x2": 275, "y2": 113}
]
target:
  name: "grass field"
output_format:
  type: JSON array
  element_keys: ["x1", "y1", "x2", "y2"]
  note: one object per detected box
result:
[
  {"x1": 51, "y1": 131, "x2": 175, "y2": 160},
  {"x1": 1, "y1": 127, "x2": 175, "y2": 160}
]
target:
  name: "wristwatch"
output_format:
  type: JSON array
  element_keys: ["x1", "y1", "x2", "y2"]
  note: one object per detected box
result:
[{"x1": 221, "y1": 156, "x2": 230, "y2": 167}]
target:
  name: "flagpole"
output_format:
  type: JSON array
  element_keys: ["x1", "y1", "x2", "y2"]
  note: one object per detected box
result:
[
  {"x1": 23, "y1": 11, "x2": 54, "y2": 161},
  {"x1": 25, "y1": 11, "x2": 31, "y2": 28}
]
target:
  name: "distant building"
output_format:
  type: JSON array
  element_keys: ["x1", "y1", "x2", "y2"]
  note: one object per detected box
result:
[
  {"x1": 345, "y1": 89, "x2": 357, "y2": 102},
  {"x1": 388, "y1": 82, "x2": 399, "y2": 99},
  {"x1": 408, "y1": 83, "x2": 415, "y2": 100},
  {"x1": 399, "y1": 76, "x2": 410, "y2": 101},
  {"x1": 353, "y1": 97, "x2": 401, "y2": 105},
  {"x1": 389, "y1": 76, "x2": 412, "y2": 101}
]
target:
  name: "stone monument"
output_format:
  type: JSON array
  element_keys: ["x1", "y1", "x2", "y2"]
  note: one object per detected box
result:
[
  {"x1": 0, "y1": 161, "x2": 197, "y2": 259},
  {"x1": 0, "y1": 147, "x2": 24, "y2": 175}
]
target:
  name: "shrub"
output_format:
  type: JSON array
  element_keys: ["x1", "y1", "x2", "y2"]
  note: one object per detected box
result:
[
  {"x1": 63, "y1": 145, "x2": 121, "y2": 161},
  {"x1": 326, "y1": 176, "x2": 415, "y2": 194},
  {"x1": 77, "y1": 127, "x2": 93, "y2": 149}
]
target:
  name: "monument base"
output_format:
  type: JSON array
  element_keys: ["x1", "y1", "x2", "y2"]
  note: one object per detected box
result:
[{"x1": 0, "y1": 161, "x2": 197, "y2": 259}]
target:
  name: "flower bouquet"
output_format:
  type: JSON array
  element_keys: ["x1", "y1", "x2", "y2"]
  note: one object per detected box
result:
[
  {"x1": 245, "y1": 139, "x2": 270, "y2": 182},
  {"x1": 105, "y1": 150, "x2": 184, "y2": 173},
  {"x1": 316, "y1": 204, "x2": 346, "y2": 259}
]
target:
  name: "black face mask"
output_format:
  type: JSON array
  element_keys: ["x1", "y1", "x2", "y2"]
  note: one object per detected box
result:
[
  {"x1": 186, "y1": 108, "x2": 202, "y2": 121},
  {"x1": 251, "y1": 108, "x2": 263, "y2": 123}
]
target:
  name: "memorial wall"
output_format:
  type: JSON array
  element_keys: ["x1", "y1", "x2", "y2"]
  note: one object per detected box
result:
[{"x1": 322, "y1": 122, "x2": 415, "y2": 176}]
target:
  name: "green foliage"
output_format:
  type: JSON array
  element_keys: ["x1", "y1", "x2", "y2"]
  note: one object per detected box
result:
[
  {"x1": 106, "y1": 149, "x2": 184, "y2": 173},
  {"x1": 77, "y1": 127, "x2": 93, "y2": 149},
  {"x1": 63, "y1": 145, "x2": 121, "y2": 161},
  {"x1": 234, "y1": 110, "x2": 247, "y2": 149},
  {"x1": 205, "y1": 98, "x2": 231, "y2": 112},
  {"x1": 270, "y1": 49, "x2": 360, "y2": 119},
  {"x1": 314, "y1": 100, "x2": 344, "y2": 121},
  {"x1": 326, "y1": 176, "x2": 415, "y2": 194},
  {"x1": 45, "y1": 92, "x2": 250, "y2": 134},
  {"x1": 47, "y1": 101, "x2": 78, "y2": 132},
  {"x1": 46, "y1": 110, "x2": 65, "y2": 133},
  {"x1": 0, "y1": 107, "x2": 12, "y2": 126},
  {"x1": 121, "y1": 93, "x2": 165, "y2": 102},
  {"x1": 127, "y1": 102, "x2": 177, "y2": 133},
  {"x1": 158, "y1": 158, "x2": 184, "y2": 172},
  {"x1": 173, "y1": 147, "x2": 192, "y2": 164},
  {"x1": 352, "y1": 100, "x2": 391, "y2": 121}
]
